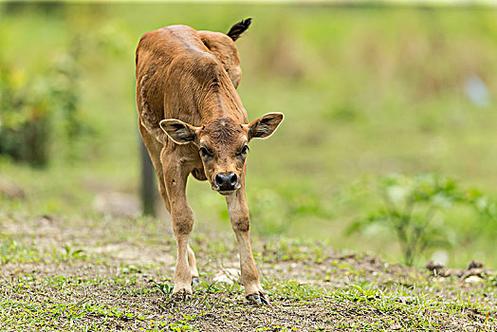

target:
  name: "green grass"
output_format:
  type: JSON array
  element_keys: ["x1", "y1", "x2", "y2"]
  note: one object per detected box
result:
[
  {"x1": 2, "y1": 4, "x2": 497, "y2": 267},
  {"x1": 1, "y1": 211, "x2": 496, "y2": 330},
  {"x1": 1, "y1": 241, "x2": 495, "y2": 330},
  {"x1": 2, "y1": 7, "x2": 497, "y2": 328}
]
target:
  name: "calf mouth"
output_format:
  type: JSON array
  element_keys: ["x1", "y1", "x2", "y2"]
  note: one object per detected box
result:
[
  {"x1": 218, "y1": 190, "x2": 236, "y2": 196},
  {"x1": 211, "y1": 183, "x2": 241, "y2": 196}
]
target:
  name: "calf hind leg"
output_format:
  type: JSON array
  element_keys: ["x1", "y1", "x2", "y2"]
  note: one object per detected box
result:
[
  {"x1": 188, "y1": 245, "x2": 200, "y2": 285},
  {"x1": 139, "y1": 124, "x2": 171, "y2": 212}
]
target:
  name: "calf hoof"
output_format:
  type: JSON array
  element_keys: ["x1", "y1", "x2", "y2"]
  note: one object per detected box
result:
[
  {"x1": 171, "y1": 288, "x2": 192, "y2": 302},
  {"x1": 191, "y1": 276, "x2": 200, "y2": 286},
  {"x1": 246, "y1": 291, "x2": 270, "y2": 306}
]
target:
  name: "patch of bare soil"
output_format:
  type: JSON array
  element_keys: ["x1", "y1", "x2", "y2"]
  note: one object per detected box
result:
[{"x1": 1, "y1": 214, "x2": 496, "y2": 331}]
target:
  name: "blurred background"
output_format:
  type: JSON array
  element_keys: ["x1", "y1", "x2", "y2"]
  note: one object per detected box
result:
[{"x1": 1, "y1": 2, "x2": 497, "y2": 268}]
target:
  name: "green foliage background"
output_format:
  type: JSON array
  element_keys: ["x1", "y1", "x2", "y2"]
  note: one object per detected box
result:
[{"x1": 1, "y1": 3, "x2": 497, "y2": 267}]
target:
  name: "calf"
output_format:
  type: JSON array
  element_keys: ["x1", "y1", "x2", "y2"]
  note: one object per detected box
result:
[{"x1": 135, "y1": 19, "x2": 283, "y2": 305}]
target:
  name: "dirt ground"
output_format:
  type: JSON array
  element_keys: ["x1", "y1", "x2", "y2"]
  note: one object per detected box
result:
[{"x1": 1, "y1": 213, "x2": 496, "y2": 331}]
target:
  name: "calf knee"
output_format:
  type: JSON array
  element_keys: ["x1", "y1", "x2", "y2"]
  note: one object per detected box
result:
[
  {"x1": 232, "y1": 215, "x2": 250, "y2": 233},
  {"x1": 173, "y1": 217, "x2": 193, "y2": 235},
  {"x1": 172, "y1": 209, "x2": 194, "y2": 235}
]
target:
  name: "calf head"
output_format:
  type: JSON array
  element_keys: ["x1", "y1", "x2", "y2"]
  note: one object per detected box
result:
[
  {"x1": 159, "y1": 113, "x2": 284, "y2": 195},
  {"x1": 199, "y1": 18, "x2": 252, "y2": 88}
]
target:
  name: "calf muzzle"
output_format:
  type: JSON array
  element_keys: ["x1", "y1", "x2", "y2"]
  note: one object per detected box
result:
[{"x1": 213, "y1": 172, "x2": 239, "y2": 194}]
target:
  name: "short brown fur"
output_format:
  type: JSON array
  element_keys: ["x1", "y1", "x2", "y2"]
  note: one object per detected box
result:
[{"x1": 135, "y1": 19, "x2": 283, "y2": 304}]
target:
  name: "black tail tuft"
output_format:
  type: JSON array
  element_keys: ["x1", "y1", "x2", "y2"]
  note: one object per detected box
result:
[{"x1": 227, "y1": 18, "x2": 252, "y2": 41}]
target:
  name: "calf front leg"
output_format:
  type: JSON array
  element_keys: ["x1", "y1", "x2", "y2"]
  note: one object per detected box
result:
[
  {"x1": 162, "y1": 152, "x2": 194, "y2": 298},
  {"x1": 226, "y1": 186, "x2": 268, "y2": 305}
]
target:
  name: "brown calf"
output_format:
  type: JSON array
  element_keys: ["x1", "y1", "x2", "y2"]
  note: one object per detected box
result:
[{"x1": 135, "y1": 19, "x2": 283, "y2": 305}]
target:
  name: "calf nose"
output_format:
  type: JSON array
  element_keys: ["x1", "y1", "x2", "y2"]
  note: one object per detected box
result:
[{"x1": 214, "y1": 172, "x2": 238, "y2": 191}]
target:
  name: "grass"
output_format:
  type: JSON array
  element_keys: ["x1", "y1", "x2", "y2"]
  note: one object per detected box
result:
[
  {"x1": 0, "y1": 212, "x2": 496, "y2": 331},
  {"x1": 2, "y1": 4, "x2": 497, "y2": 267},
  {"x1": 1, "y1": 3, "x2": 497, "y2": 329}
]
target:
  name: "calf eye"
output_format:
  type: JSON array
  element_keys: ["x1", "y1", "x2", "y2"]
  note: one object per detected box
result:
[
  {"x1": 237, "y1": 145, "x2": 249, "y2": 157},
  {"x1": 199, "y1": 147, "x2": 213, "y2": 159}
]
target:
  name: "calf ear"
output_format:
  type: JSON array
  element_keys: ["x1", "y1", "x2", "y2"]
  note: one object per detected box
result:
[
  {"x1": 159, "y1": 119, "x2": 200, "y2": 145},
  {"x1": 227, "y1": 18, "x2": 252, "y2": 41},
  {"x1": 248, "y1": 112, "x2": 284, "y2": 140}
]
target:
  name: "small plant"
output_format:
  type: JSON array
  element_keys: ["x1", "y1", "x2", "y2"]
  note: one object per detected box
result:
[
  {"x1": 57, "y1": 244, "x2": 86, "y2": 261},
  {"x1": 0, "y1": 35, "x2": 92, "y2": 166},
  {"x1": 348, "y1": 174, "x2": 495, "y2": 266},
  {"x1": 248, "y1": 185, "x2": 332, "y2": 236},
  {"x1": 154, "y1": 281, "x2": 174, "y2": 296},
  {"x1": 0, "y1": 63, "x2": 52, "y2": 166}
]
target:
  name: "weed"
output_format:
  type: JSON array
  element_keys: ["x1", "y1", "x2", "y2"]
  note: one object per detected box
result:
[{"x1": 348, "y1": 174, "x2": 496, "y2": 266}]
